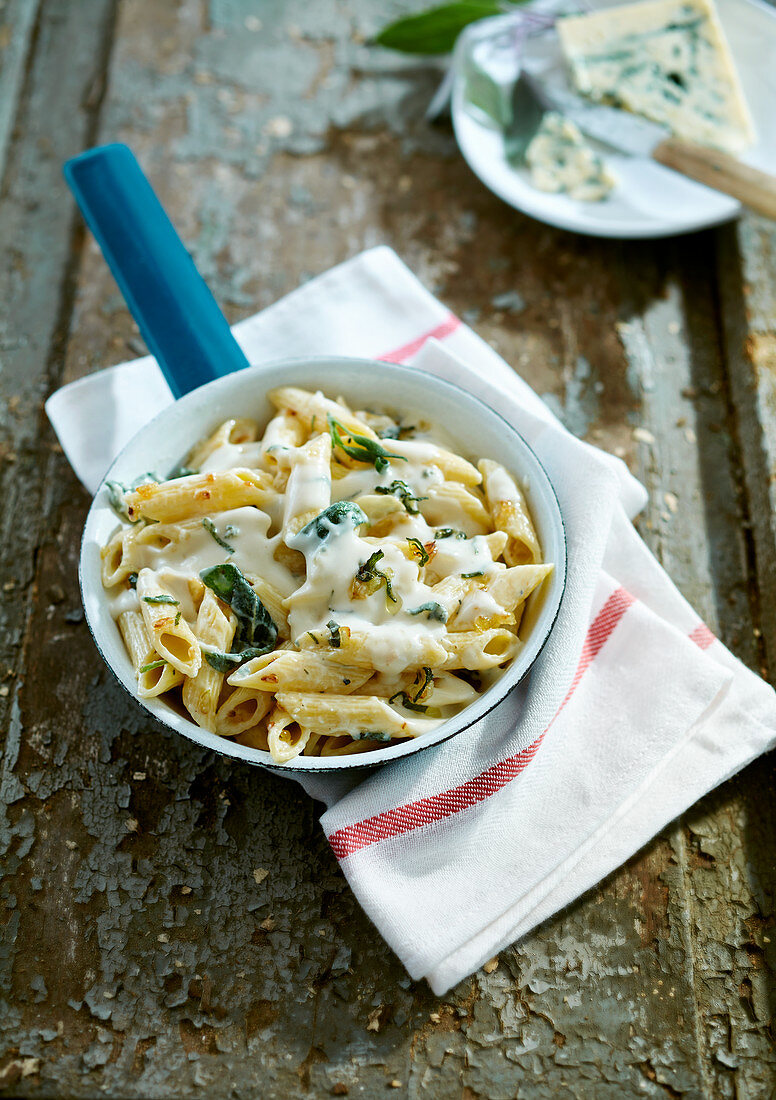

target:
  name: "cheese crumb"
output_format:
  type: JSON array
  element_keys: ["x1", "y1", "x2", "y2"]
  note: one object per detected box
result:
[{"x1": 526, "y1": 113, "x2": 615, "y2": 202}]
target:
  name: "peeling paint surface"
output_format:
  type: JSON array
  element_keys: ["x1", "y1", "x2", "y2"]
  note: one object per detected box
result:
[{"x1": 1, "y1": 0, "x2": 774, "y2": 1097}]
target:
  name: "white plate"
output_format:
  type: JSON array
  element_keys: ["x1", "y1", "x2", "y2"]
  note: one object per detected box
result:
[{"x1": 452, "y1": 0, "x2": 776, "y2": 238}]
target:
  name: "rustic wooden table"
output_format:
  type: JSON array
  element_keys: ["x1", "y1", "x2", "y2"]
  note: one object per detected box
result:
[{"x1": 1, "y1": 1, "x2": 775, "y2": 1097}]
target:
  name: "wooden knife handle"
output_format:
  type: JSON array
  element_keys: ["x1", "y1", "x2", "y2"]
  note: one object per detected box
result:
[{"x1": 653, "y1": 137, "x2": 776, "y2": 220}]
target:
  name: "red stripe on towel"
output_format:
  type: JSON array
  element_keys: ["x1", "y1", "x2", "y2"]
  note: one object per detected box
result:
[
  {"x1": 379, "y1": 314, "x2": 461, "y2": 363},
  {"x1": 328, "y1": 587, "x2": 634, "y2": 860},
  {"x1": 689, "y1": 623, "x2": 715, "y2": 650}
]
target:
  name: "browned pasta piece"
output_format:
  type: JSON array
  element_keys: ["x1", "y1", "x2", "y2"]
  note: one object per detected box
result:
[
  {"x1": 117, "y1": 609, "x2": 184, "y2": 697},
  {"x1": 136, "y1": 569, "x2": 201, "y2": 677},
  {"x1": 228, "y1": 650, "x2": 371, "y2": 693},
  {"x1": 442, "y1": 628, "x2": 522, "y2": 670},
  {"x1": 185, "y1": 418, "x2": 259, "y2": 470},
  {"x1": 268, "y1": 386, "x2": 377, "y2": 438},
  {"x1": 480, "y1": 458, "x2": 541, "y2": 565},
  {"x1": 276, "y1": 692, "x2": 440, "y2": 739},
  {"x1": 182, "y1": 588, "x2": 237, "y2": 732},
  {"x1": 233, "y1": 723, "x2": 271, "y2": 752},
  {"x1": 126, "y1": 469, "x2": 274, "y2": 523},
  {"x1": 216, "y1": 686, "x2": 273, "y2": 737},
  {"x1": 266, "y1": 705, "x2": 312, "y2": 764}
]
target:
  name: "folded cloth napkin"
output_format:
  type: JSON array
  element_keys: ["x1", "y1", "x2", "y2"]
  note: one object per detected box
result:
[{"x1": 47, "y1": 245, "x2": 776, "y2": 995}]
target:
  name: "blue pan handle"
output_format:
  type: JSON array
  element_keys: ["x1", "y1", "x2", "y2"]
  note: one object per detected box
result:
[{"x1": 64, "y1": 143, "x2": 251, "y2": 399}]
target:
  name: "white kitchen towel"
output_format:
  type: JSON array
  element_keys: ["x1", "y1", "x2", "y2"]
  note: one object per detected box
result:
[{"x1": 46, "y1": 245, "x2": 776, "y2": 995}]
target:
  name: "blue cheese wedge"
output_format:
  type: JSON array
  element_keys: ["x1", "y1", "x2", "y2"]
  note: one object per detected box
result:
[
  {"x1": 526, "y1": 112, "x2": 616, "y2": 201},
  {"x1": 557, "y1": 0, "x2": 755, "y2": 154}
]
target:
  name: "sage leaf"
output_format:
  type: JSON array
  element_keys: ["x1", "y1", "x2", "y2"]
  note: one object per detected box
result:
[
  {"x1": 202, "y1": 517, "x2": 236, "y2": 554},
  {"x1": 375, "y1": 1, "x2": 503, "y2": 54},
  {"x1": 407, "y1": 601, "x2": 448, "y2": 622},
  {"x1": 200, "y1": 563, "x2": 278, "y2": 661},
  {"x1": 297, "y1": 501, "x2": 368, "y2": 543},
  {"x1": 327, "y1": 416, "x2": 406, "y2": 474}
]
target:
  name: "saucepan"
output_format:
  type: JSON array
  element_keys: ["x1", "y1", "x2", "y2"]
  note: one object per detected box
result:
[{"x1": 70, "y1": 145, "x2": 567, "y2": 772}]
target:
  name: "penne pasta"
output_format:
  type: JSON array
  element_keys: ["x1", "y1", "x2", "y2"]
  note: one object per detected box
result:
[
  {"x1": 126, "y1": 469, "x2": 275, "y2": 523},
  {"x1": 282, "y1": 433, "x2": 332, "y2": 537},
  {"x1": 136, "y1": 569, "x2": 201, "y2": 677},
  {"x1": 442, "y1": 628, "x2": 522, "y2": 670},
  {"x1": 276, "y1": 692, "x2": 441, "y2": 740},
  {"x1": 101, "y1": 387, "x2": 551, "y2": 762},
  {"x1": 268, "y1": 387, "x2": 377, "y2": 438},
  {"x1": 480, "y1": 458, "x2": 541, "y2": 566},
  {"x1": 185, "y1": 417, "x2": 259, "y2": 471},
  {"x1": 182, "y1": 588, "x2": 237, "y2": 732},
  {"x1": 266, "y1": 704, "x2": 313, "y2": 764},
  {"x1": 228, "y1": 650, "x2": 371, "y2": 693},
  {"x1": 216, "y1": 686, "x2": 273, "y2": 737}
]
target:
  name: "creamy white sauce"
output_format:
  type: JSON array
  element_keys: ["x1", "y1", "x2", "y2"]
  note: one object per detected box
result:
[
  {"x1": 103, "y1": 395, "x2": 542, "y2": 743},
  {"x1": 199, "y1": 441, "x2": 265, "y2": 473},
  {"x1": 109, "y1": 507, "x2": 297, "y2": 618},
  {"x1": 108, "y1": 587, "x2": 140, "y2": 616},
  {"x1": 454, "y1": 587, "x2": 504, "y2": 630}
]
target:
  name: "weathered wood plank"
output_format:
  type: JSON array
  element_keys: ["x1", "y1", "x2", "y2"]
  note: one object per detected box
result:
[
  {"x1": 717, "y1": 215, "x2": 776, "y2": 673},
  {"x1": 0, "y1": 0, "x2": 40, "y2": 178},
  {"x1": 0, "y1": 0, "x2": 117, "y2": 1093},
  {"x1": 614, "y1": 230, "x2": 775, "y2": 1098}
]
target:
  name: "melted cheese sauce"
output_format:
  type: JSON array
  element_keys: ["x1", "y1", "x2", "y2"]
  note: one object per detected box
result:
[{"x1": 102, "y1": 391, "x2": 549, "y2": 756}]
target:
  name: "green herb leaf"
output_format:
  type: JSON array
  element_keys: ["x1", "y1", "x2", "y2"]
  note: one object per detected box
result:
[
  {"x1": 374, "y1": 479, "x2": 426, "y2": 514},
  {"x1": 356, "y1": 549, "x2": 384, "y2": 582},
  {"x1": 200, "y1": 562, "x2": 278, "y2": 661},
  {"x1": 406, "y1": 537, "x2": 431, "y2": 566},
  {"x1": 461, "y1": 570, "x2": 485, "y2": 578},
  {"x1": 105, "y1": 480, "x2": 140, "y2": 524},
  {"x1": 327, "y1": 620, "x2": 342, "y2": 649},
  {"x1": 142, "y1": 594, "x2": 180, "y2": 606},
  {"x1": 414, "y1": 666, "x2": 435, "y2": 701},
  {"x1": 328, "y1": 415, "x2": 406, "y2": 474},
  {"x1": 504, "y1": 73, "x2": 546, "y2": 165},
  {"x1": 128, "y1": 572, "x2": 138, "y2": 589},
  {"x1": 463, "y1": 54, "x2": 514, "y2": 128},
  {"x1": 435, "y1": 527, "x2": 468, "y2": 539},
  {"x1": 132, "y1": 472, "x2": 160, "y2": 489},
  {"x1": 407, "y1": 601, "x2": 448, "y2": 622},
  {"x1": 297, "y1": 500, "x2": 368, "y2": 542},
  {"x1": 375, "y1": 1, "x2": 502, "y2": 55},
  {"x1": 389, "y1": 690, "x2": 429, "y2": 713},
  {"x1": 354, "y1": 549, "x2": 398, "y2": 605},
  {"x1": 204, "y1": 650, "x2": 244, "y2": 673},
  {"x1": 391, "y1": 667, "x2": 435, "y2": 711},
  {"x1": 202, "y1": 517, "x2": 236, "y2": 554},
  {"x1": 139, "y1": 659, "x2": 166, "y2": 674}
]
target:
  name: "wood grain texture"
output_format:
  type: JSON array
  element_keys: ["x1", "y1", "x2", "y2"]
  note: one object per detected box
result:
[
  {"x1": 0, "y1": 0, "x2": 774, "y2": 1097},
  {"x1": 653, "y1": 138, "x2": 776, "y2": 219}
]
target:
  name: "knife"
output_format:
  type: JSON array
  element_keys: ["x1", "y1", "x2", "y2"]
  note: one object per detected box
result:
[{"x1": 516, "y1": 72, "x2": 776, "y2": 220}]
